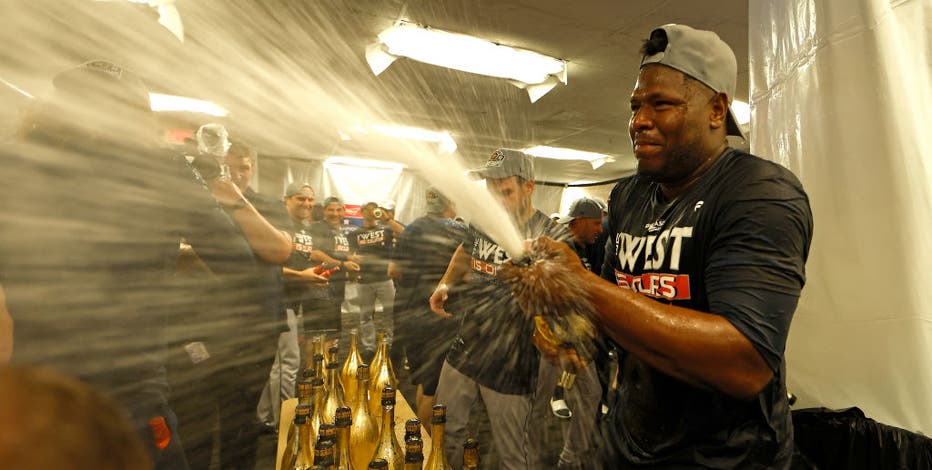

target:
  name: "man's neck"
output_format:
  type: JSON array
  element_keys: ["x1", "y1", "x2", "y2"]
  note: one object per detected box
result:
[
  {"x1": 512, "y1": 206, "x2": 535, "y2": 227},
  {"x1": 659, "y1": 143, "x2": 728, "y2": 201}
]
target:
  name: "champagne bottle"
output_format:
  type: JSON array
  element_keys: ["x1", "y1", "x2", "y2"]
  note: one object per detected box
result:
[
  {"x1": 368, "y1": 336, "x2": 398, "y2": 421},
  {"x1": 342, "y1": 329, "x2": 363, "y2": 404},
  {"x1": 370, "y1": 388, "x2": 403, "y2": 469},
  {"x1": 403, "y1": 419, "x2": 421, "y2": 443},
  {"x1": 422, "y1": 405, "x2": 451, "y2": 470},
  {"x1": 309, "y1": 377, "x2": 327, "y2": 449},
  {"x1": 323, "y1": 358, "x2": 346, "y2": 424},
  {"x1": 462, "y1": 439, "x2": 479, "y2": 470},
  {"x1": 314, "y1": 440, "x2": 336, "y2": 469},
  {"x1": 295, "y1": 405, "x2": 315, "y2": 470},
  {"x1": 334, "y1": 406, "x2": 355, "y2": 470},
  {"x1": 314, "y1": 353, "x2": 326, "y2": 382},
  {"x1": 403, "y1": 437, "x2": 424, "y2": 470},
  {"x1": 350, "y1": 365, "x2": 379, "y2": 470},
  {"x1": 298, "y1": 380, "x2": 313, "y2": 408},
  {"x1": 370, "y1": 332, "x2": 387, "y2": 378},
  {"x1": 308, "y1": 335, "x2": 323, "y2": 372},
  {"x1": 368, "y1": 459, "x2": 388, "y2": 469},
  {"x1": 282, "y1": 405, "x2": 311, "y2": 470}
]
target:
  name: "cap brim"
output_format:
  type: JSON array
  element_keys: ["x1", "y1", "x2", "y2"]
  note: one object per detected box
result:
[
  {"x1": 726, "y1": 108, "x2": 745, "y2": 139},
  {"x1": 556, "y1": 216, "x2": 574, "y2": 224}
]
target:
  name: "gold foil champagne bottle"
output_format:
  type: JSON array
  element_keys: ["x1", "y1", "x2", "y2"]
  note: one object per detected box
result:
[
  {"x1": 318, "y1": 423, "x2": 336, "y2": 449},
  {"x1": 342, "y1": 329, "x2": 363, "y2": 404},
  {"x1": 370, "y1": 388, "x2": 403, "y2": 469},
  {"x1": 282, "y1": 405, "x2": 311, "y2": 470},
  {"x1": 314, "y1": 440, "x2": 336, "y2": 469},
  {"x1": 323, "y1": 358, "x2": 346, "y2": 424},
  {"x1": 298, "y1": 380, "x2": 313, "y2": 408},
  {"x1": 423, "y1": 405, "x2": 451, "y2": 470},
  {"x1": 295, "y1": 406, "x2": 315, "y2": 470},
  {"x1": 309, "y1": 377, "x2": 327, "y2": 449},
  {"x1": 314, "y1": 353, "x2": 326, "y2": 382},
  {"x1": 368, "y1": 459, "x2": 388, "y2": 469},
  {"x1": 350, "y1": 364, "x2": 379, "y2": 470},
  {"x1": 369, "y1": 336, "x2": 398, "y2": 421},
  {"x1": 462, "y1": 439, "x2": 479, "y2": 470},
  {"x1": 308, "y1": 335, "x2": 323, "y2": 371},
  {"x1": 370, "y1": 332, "x2": 387, "y2": 377},
  {"x1": 334, "y1": 406, "x2": 355, "y2": 470},
  {"x1": 403, "y1": 438, "x2": 424, "y2": 470}
]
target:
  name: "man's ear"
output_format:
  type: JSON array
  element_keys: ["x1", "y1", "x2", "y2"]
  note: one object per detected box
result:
[
  {"x1": 525, "y1": 179, "x2": 536, "y2": 194},
  {"x1": 709, "y1": 92, "x2": 729, "y2": 131}
]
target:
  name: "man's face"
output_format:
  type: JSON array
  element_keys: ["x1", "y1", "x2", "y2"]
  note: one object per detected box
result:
[
  {"x1": 628, "y1": 64, "x2": 713, "y2": 184},
  {"x1": 324, "y1": 202, "x2": 344, "y2": 226},
  {"x1": 570, "y1": 217, "x2": 603, "y2": 245},
  {"x1": 486, "y1": 176, "x2": 534, "y2": 220},
  {"x1": 225, "y1": 155, "x2": 254, "y2": 192},
  {"x1": 284, "y1": 188, "x2": 314, "y2": 222}
]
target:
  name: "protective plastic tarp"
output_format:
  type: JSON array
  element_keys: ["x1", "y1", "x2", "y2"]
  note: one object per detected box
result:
[
  {"x1": 792, "y1": 407, "x2": 932, "y2": 469},
  {"x1": 749, "y1": 0, "x2": 932, "y2": 434}
]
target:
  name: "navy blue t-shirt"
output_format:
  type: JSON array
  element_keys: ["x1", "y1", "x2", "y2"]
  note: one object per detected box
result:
[{"x1": 599, "y1": 148, "x2": 812, "y2": 469}]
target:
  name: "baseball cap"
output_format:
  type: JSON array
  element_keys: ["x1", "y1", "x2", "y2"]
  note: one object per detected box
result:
[
  {"x1": 378, "y1": 199, "x2": 396, "y2": 211},
  {"x1": 285, "y1": 182, "x2": 314, "y2": 198},
  {"x1": 640, "y1": 24, "x2": 744, "y2": 138},
  {"x1": 52, "y1": 60, "x2": 151, "y2": 112},
  {"x1": 557, "y1": 198, "x2": 603, "y2": 224},
  {"x1": 426, "y1": 187, "x2": 451, "y2": 214},
  {"x1": 468, "y1": 148, "x2": 534, "y2": 181}
]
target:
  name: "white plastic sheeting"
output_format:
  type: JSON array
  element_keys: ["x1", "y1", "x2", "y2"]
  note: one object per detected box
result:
[{"x1": 749, "y1": 0, "x2": 932, "y2": 434}]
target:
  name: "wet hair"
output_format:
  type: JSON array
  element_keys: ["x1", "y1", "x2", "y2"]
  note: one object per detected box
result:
[
  {"x1": 323, "y1": 196, "x2": 343, "y2": 208},
  {"x1": 227, "y1": 140, "x2": 257, "y2": 164},
  {"x1": 640, "y1": 29, "x2": 668, "y2": 56},
  {"x1": 0, "y1": 366, "x2": 151, "y2": 470}
]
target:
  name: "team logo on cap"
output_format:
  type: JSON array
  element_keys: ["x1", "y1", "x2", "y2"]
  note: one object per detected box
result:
[
  {"x1": 85, "y1": 60, "x2": 124, "y2": 79},
  {"x1": 485, "y1": 149, "x2": 506, "y2": 168}
]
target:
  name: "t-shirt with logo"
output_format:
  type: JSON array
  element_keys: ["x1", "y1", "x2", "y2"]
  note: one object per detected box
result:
[
  {"x1": 445, "y1": 209, "x2": 569, "y2": 395},
  {"x1": 348, "y1": 223, "x2": 393, "y2": 284},
  {"x1": 309, "y1": 220, "x2": 354, "y2": 300},
  {"x1": 284, "y1": 220, "x2": 330, "y2": 306},
  {"x1": 598, "y1": 148, "x2": 813, "y2": 469}
]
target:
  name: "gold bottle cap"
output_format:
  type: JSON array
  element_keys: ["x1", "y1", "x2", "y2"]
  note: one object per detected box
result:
[
  {"x1": 368, "y1": 458, "x2": 388, "y2": 469},
  {"x1": 318, "y1": 422, "x2": 335, "y2": 441},
  {"x1": 356, "y1": 364, "x2": 370, "y2": 380},
  {"x1": 404, "y1": 418, "x2": 420, "y2": 439},
  {"x1": 463, "y1": 438, "x2": 480, "y2": 466},
  {"x1": 431, "y1": 404, "x2": 447, "y2": 424},
  {"x1": 405, "y1": 437, "x2": 423, "y2": 454},
  {"x1": 311, "y1": 376, "x2": 325, "y2": 388},
  {"x1": 380, "y1": 386, "x2": 396, "y2": 406},
  {"x1": 295, "y1": 404, "x2": 311, "y2": 417},
  {"x1": 335, "y1": 406, "x2": 352, "y2": 427}
]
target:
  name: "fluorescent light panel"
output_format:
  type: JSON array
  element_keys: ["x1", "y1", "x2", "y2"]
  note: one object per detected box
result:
[
  {"x1": 523, "y1": 145, "x2": 615, "y2": 170},
  {"x1": 346, "y1": 123, "x2": 457, "y2": 154},
  {"x1": 149, "y1": 93, "x2": 229, "y2": 117},
  {"x1": 376, "y1": 23, "x2": 565, "y2": 85},
  {"x1": 324, "y1": 156, "x2": 405, "y2": 171}
]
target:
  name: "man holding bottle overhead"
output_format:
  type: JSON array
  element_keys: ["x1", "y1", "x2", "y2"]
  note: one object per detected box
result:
[
  {"x1": 504, "y1": 24, "x2": 813, "y2": 469},
  {"x1": 430, "y1": 148, "x2": 568, "y2": 469}
]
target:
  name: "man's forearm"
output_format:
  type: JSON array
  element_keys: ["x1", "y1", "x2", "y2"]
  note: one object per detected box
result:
[
  {"x1": 438, "y1": 244, "x2": 470, "y2": 288},
  {"x1": 308, "y1": 250, "x2": 341, "y2": 266},
  {"x1": 228, "y1": 204, "x2": 292, "y2": 263},
  {"x1": 583, "y1": 270, "x2": 773, "y2": 399}
]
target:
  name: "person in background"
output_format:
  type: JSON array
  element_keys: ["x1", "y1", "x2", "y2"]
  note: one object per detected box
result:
[
  {"x1": 376, "y1": 198, "x2": 405, "y2": 239},
  {"x1": 0, "y1": 365, "x2": 152, "y2": 470},
  {"x1": 309, "y1": 196, "x2": 362, "y2": 352},
  {"x1": 0, "y1": 59, "x2": 257, "y2": 470},
  {"x1": 347, "y1": 201, "x2": 397, "y2": 353},
  {"x1": 389, "y1": 187, "x2": 465, "y2": 428},
  {"x1": 516, "y1": 24, "x2": 813, "y2": 468},
  {"x1": 536, "y1": 197, "x2": 605, "y2": 470},
  {"x1": 430, "y1": 149, "x2": 569, "y2": 469}
]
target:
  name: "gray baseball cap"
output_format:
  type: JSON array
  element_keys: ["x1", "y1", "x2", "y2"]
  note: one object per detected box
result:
[
  {"x1": 285, "y1": 182, "x2": 314, "y2": 197},
  {"x1": 640, "y1": 24, "x2": 744, "y2": 138},
  {"x1": 425, "y1": 187, "x2": 452, "y2": 214},
  {"x1": 557, "y1": 197, "x2": 603, "y2": 224},
  {"x1": 468, "y1": 148, "x2": 535, "y2": 181}
]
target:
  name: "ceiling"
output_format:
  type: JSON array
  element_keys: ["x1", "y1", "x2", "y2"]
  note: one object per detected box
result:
[{"x1": 0, "y1": 0, "x2": 749, "y2": 184}]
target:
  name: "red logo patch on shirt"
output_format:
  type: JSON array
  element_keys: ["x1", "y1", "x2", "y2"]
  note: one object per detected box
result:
[
  {"x1": 614, "y1": 270, "x2": 691, "y2": 300},
  {"x1": 471, "y1": 257, "x2": 498, "y2": 276}
]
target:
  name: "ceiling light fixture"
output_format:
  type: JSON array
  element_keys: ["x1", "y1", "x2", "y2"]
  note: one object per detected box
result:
[
  {"x1": 523, "y1": 145, "x2": 616, "y2": 170},
  {"x1": 149, "y1": 93, "x2": 229, "y2": 117},
  {"x1": 324, "y1": 156, "x2": 405, "y2": 171},
  {"x1": 346, "y1": 123, "x2": 457, "y2": 154},
  {"x1": 366, "y1": 21, "x2": 567, "y2": 103}
]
